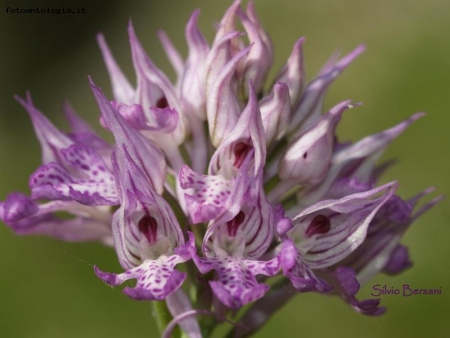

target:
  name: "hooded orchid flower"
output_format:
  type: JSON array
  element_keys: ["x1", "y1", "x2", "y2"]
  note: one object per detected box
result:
[
  {"x1": 91, "y1": 82, "x2": 191, "y2": 300},
  {"x1": 279, "y1": 182, "x2": 397, "y2": 291}
]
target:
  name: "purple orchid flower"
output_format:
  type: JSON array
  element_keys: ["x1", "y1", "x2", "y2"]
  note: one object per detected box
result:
[
  {"x1": 280, "y1": 182, "x2": 397, "y2": 292},
  {"x1": 188, "y1": 165, "x2": 292, "y2": 309},
  {"x1": 17, "y1": 93, "x2": 117, "y2": 206},
  {"x1": 1, "y1": 1, "x2": 444, "y2": 336},
  {"x1": 93, "y1": 151, "x2": 192, "y2": 300},
  {"x1": 0, "y1": 93, "x2": 115, "y2": 243},
  {"x1": 91, "y1": 80, "x2": 192, "y2": 300},
  {"x1": 181, "y1": 82, "x2": 265, "y2": 224}
]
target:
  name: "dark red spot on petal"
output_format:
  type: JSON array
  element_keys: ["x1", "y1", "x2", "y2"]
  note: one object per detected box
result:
[
  {"x1": 233, "y1": 142, "x2": 253, "y2": 168},
  {"x1": 138, "y1": 215, "x2": 158, "y2": 244},
  {"x1": 227, "y1": 211, "x2": 245, "y2": 237},
  {"x1": 156, "y1": 97, "x2": 169, "y2": 109},
  {"x1": 305, "y1": 214, "x2": 331, "y2": 237}
]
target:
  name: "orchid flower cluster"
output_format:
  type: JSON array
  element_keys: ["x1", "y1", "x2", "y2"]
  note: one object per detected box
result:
[{"x1": 0, "y1": 1, "x2": 443, "y2": 337}]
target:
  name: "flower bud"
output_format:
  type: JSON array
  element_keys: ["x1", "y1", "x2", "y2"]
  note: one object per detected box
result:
[{"x1": 278, "y1": 100, "x2": 351, "y2": 185}]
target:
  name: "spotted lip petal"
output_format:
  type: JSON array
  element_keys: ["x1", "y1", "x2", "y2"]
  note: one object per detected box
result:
[
  {"x1": 286, "y1": 181, "x2": 398, "y2": 270},
  {"x1": 94, "y1": 235, "x2": 192, "y2": 301},
  {"x1": 189, "y1": 233, "x2": 287, "y2": 310},
  {"x1": 182, "y1": 147, "x2": 257, "y2": 231},
  {"x1": 179, "y1": 165, "x2": 232, "y2": 224},
  {"x1": 29, "y1": 144, "x2": 118, "y2": 206}
]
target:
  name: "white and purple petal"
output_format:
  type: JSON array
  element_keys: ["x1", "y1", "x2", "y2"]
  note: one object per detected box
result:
[
  {"x1": 97, "y1": 33, "x2": 135, "y2": 104},
  {"x1": 179, "y1": 9, "x2": 209, "y2": 120},
  {"x1": 288, "y1": 181, "x2": 397, "y2": 269},
  {"x1": 273, "y1": 37, "x2": 305, "y2": 107},
  {"x1": 209, "y1": 81, "x2": 266, "y2": 178},
  {"x1": 95, "y1": 250, "x2": 189, "y2": 301},
  {"x1": 179, "y1": 165, "x2": 232, "y2": 224},
  {"x1": 190, "y1": 234, "x2": 283, "y2": 309},
  {"x1": 207, "y1": 46, "x2": 251, "y2": 148},
  {"x1": 29, "y1": 144, "x2": 118, "y2": 206},
  {"x1": 91, "y1": 80, "x2": 167, "y2": 195},
  {"x1": 237, "y1": 5, "x2": 273, "y2": 94},
  {"x1": 259, "y1": 82, "x2": 291, "y2": 145},
  {"x1": 278, "y1": 100, "x2": 353, "y2": 186},
  {"x1": 280, "y1": 239, "x2": 331, "y2": 292},
  {"x1": 127, "y1": 22, "x2": 186, "y2": 144}
]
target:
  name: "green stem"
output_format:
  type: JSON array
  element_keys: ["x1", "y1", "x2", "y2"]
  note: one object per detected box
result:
[{"x1": 151, "y1": 301, "x2": 181, "y2": 337}]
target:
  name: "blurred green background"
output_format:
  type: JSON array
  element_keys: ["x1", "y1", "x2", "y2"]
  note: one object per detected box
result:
[{"x1": 1, "y1": 0, "x2": 449, "y2": 337}]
